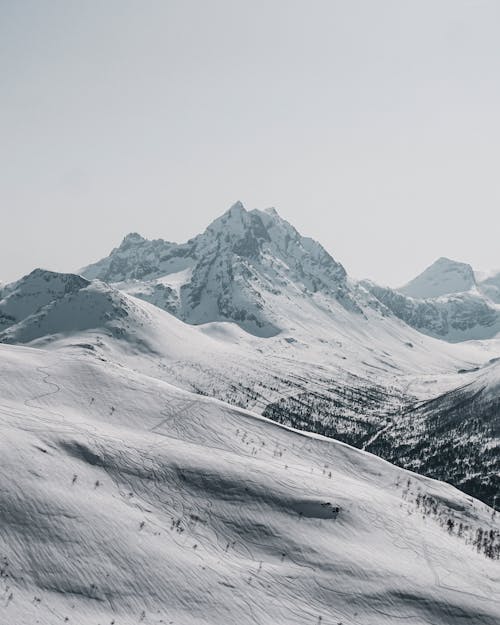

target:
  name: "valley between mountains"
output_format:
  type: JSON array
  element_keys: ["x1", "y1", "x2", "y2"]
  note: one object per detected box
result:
[{"x1": 1, "y1": 202, "x2": 499, "y2": 624}]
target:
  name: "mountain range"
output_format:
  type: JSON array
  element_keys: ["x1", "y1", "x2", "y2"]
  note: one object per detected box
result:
[
  {"x1": 1, "y1": 202, "x2": 499, "y2": 624},
  {"x1": 364, "y1": 256, "x2": 500, "y2": 342}
]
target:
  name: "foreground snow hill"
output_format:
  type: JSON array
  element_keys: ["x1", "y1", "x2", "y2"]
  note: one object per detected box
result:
[
  {"x1": 0, "y1": 266, "x2": 491, "y2": 431},
  {"x1": 0, "y1": 344, "x2": 499, "y2": 625}
]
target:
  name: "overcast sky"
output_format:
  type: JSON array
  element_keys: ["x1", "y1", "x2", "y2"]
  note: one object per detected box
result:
[{"x1": 1, "y1": 0, "x2": 500, "y2": 285}]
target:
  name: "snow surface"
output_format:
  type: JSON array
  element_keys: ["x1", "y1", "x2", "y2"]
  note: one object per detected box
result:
[
  {"x1": 0, "y1": 268, "x2": 493, "y2": 408},
  {"x1": 2, "y1": 204, "x2": 500, "y2": 623},
  {"x1": 0, "y1": 343, "x2": 499, "y2": 625}
]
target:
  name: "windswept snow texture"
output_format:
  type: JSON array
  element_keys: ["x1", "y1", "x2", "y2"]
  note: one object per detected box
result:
[
  {"x1": 0, "y1": 344, "x2": 499, "y2": 625},
  {"x1": 1, "y1": 241, "x2": 499, "y2": 512},
  {"x1": 0, "y1": 265, "x2": 491, "y2": 463}
]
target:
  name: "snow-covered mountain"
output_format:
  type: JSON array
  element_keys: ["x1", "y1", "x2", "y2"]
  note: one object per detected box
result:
[
  {"x1": 364, "y1": 258, "x2": 500, "y2": 342},
  {"x1": 365, "y1": 281, "x2": 500, "y2": 342},
  {"x1": 2, "y1": 202, "x2": 500, "y2": 623},
  {"x1": 82, "y1": 206, "x2": 500, "y2": 344},
  {"x1": 82, "y1": 202, "x2": 368, "y2": 337},
  {"x1": 0, "y1": 265, "x2": 463, "y2": 444},
  {"x1": 2, "y1": 205, "x2": 500, "y2": 511},
  {"x1": 399, "y1": 257, "x2": 477, "y2": 299},
  {"x1": 1, "y1": 343, "x2": 499, "y2": 625}
]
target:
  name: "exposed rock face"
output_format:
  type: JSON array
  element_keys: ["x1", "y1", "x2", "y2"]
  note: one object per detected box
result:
[{"x1": 82, "y1": 202, "x2": 360, "y2": 336}]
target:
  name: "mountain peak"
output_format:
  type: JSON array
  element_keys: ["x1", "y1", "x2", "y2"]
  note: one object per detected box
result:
[
  {"x1": 14, "y1": 268, "x2": 90, "y2": 291},
  {"x1": 228, "y1": 200, "x2": 246, "y2": 213},
  {"x1": 119, "y1": 232, "x2": 146, "y2": 248},
  {"x1": 399, "y1": 257, "x2": 476, "y2": 299},
  {"x1": 0, "y1": 269, "x2": 92, "y2": 336},
  {"x1": 81, "y1": 202, "x2": 354, "y2": 335},
  {"x1": 210, "y1": 201, "x2": 247, "y2": 225}
]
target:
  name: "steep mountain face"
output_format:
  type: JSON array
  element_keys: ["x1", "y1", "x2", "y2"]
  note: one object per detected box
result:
[
  {"x1": 1, "y1": 344, "x2": 499, "y2": 625},
  {"x1": 81, "y1": 231, "x2": 184, "y2": 282},
  {"x1": 399, "y1": 257, "x2": 477, "y2": 299},
  {"x1": 82, "y1": 202, "x2": 362, "y2": 336}
]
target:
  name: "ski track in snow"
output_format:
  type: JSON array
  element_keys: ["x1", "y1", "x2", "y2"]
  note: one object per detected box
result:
[
  {"x1": 0, "y1": 346, "x2": 499, "y2": 625},
  {"x1": 0, "y1": 207, "x2": 500, "y2": 624}
]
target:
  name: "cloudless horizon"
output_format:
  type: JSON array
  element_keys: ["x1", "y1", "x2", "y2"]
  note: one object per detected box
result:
[{"x1": 2, "y1": 0, "x2": 500, "y2": 285}]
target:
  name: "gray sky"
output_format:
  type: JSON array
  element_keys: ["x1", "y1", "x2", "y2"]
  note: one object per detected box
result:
[{"x1": 2, "y1": 0, "x2": 500, "y2": 286}]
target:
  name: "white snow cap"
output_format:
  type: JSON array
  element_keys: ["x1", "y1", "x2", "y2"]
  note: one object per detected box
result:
[{"x1": 399, "y1": 257, "x2": 476, "y2": 299}]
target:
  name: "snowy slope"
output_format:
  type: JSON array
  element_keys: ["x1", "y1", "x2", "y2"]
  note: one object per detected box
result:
[
  {"x1": 0, "y1": 343, "x2": 499, "y2": 625},
  {"x1": 365, "y1": 355, "x2": 500, "y2": 509},
  {"x1": 0, "y1": 266, "x2": 489, "y2": 411},
  {"x1": 2, "y1": 261, "x2": 499, "y2": 509}
]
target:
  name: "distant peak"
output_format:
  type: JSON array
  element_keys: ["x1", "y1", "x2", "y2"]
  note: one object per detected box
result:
[
  {"x1": 120, "y1": 232, "x2": 146, "y2": 248},
  {"x1": 206, "y1": 202, "x2": 248, "y2": 228},
  {"x1": 24, "y1": 268, "x2": 88, "y2": 283},
  {"x1": 434, "y1": 256, "x2": 467, "y2": 267},
  {"x1": 6, "y1": 268, "x2": 90, "y2": 293},
  {"x1": 399, "y1": 256, "x2": 476, "y2": 299},
  {"x1": 228, "y1": 200, "x2": 246, "y2": 214},
  {"x1": 27, "y1": 267, "x2": 57, "y2": 278}
]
